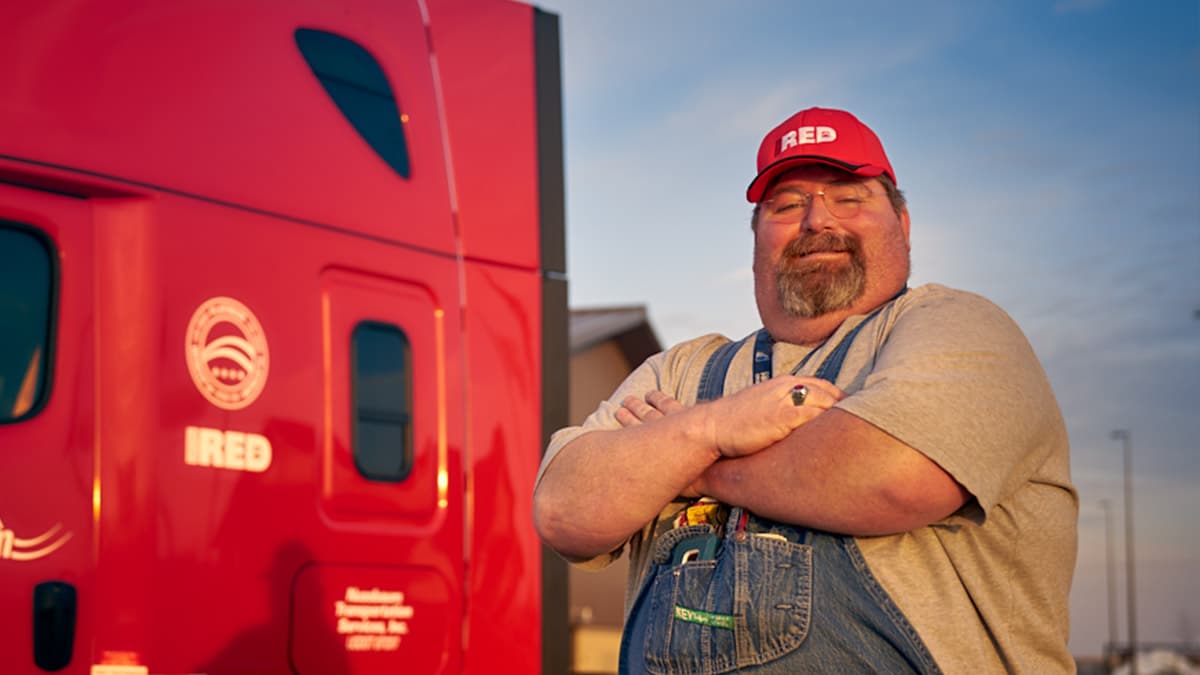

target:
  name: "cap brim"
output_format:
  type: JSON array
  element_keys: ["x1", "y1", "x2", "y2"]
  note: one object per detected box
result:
[{"x1": 746, "y1": 155, "x2": 887, "y2": 202}]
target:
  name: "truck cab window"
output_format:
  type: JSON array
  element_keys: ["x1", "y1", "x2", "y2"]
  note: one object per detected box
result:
[
  {"x1": 351, "y1": 321, "x2": 413, "y2": 481},
  {"x1": 0, "y1": 223, "x2": 54, "y2": 422},
  {"x1": 294, "y1": 28, "x2": 412, "y2": 180}
]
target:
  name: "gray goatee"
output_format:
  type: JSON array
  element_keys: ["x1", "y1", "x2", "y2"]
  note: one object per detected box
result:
[{"x1": 776, "y1": 232, "x2": 866, "y2": 318}]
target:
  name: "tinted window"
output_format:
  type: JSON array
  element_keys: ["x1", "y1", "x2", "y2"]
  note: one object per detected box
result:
[
  {"x1": 295, "y1": 28, "x2": 412, "y2": 179},
  {"x1": 352, "y1": 322, "x2": 412, "y2": 481},
  {"x1": 0, "y1": 223, "x2": 55, "y2": 422}
]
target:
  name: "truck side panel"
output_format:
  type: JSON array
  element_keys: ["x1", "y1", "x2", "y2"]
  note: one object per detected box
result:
[
  {"x1": 0, "y1": 0, "x2": 561, "y2": 672},
  {"x1": 0, "y1": 185, "x2": 97, "y2": 673},
  {"x1": 0, "y1": 0, "x2": 456, "y2": 255}
]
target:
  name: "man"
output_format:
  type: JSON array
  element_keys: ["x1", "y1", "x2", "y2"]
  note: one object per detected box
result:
[{"x1": 534, "y1": 107, "x2": 1077, "y2": 673}]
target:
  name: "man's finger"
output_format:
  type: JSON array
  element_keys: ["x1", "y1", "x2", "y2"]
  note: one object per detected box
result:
[
  {"x1": 645, "y1": 390, "x2": 684, "y2": 414},
  {"x1": 620, "y1": 395, "x2": 664, "y2": 421},
  {"x1": 786, "y1": 383, "x2": 834, "y2": 410},
  {"x1": 615, "y1": 407, "x2": 641, "y2": 427},
  {"x1": 794, "y1": 377, "x2": 846, "y2": 402}
]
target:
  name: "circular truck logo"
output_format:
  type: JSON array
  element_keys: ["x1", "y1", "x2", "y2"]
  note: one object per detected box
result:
[{"x1": 185, "y1": 297, "x2": 269, "y2": 410}]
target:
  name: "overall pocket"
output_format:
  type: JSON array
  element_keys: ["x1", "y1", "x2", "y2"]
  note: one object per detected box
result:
[{"x1": 643, "y1": 534, "x2": 813, "y2": 675}]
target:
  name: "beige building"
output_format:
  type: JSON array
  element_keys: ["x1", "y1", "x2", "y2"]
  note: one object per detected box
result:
[{"x1": 565, "y1": 306, "x2": 662, "y2": 674}]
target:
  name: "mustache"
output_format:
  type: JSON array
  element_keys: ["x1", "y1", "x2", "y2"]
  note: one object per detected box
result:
[{"x1": 782, "y1": 231, "x2": 861, "y2": 259}]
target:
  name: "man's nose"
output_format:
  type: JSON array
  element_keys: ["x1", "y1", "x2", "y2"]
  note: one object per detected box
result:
[{"x1": 800, "y1": 193, "x2": 835, "y2": 232}]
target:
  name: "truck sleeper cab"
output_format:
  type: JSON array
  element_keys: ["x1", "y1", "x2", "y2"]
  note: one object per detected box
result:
[{"x1": 0, "y1": 1, "x2": 566, "y2": 672}]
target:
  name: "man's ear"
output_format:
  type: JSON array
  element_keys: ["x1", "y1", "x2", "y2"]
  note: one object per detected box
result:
[{"x1": 900, "y1": 207, "x2": 912, "y2": 250}]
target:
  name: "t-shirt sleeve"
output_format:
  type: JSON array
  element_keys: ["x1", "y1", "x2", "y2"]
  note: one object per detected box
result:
[
  {"x1": 533, "y1": 334, "x2": 728, "y2": 568},
  {"x1": 835, "y1": 290, "x2": 1064, "y2": 515},
  {"x1": 534, "y1": 350, "x2": 669, "y2": 493},
  {"x1": 534, "y1": 351, "x2": 676, "y2": 570},
  {"x1": 535, "y1": 334, "x2": 728, "y2": 491}
]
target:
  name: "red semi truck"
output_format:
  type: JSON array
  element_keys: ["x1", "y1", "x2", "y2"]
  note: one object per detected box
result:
[{"x1": 0, "y1": 0, "x2": 568, "y2": 672}]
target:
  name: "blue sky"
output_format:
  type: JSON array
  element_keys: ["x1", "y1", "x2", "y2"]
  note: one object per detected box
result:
[{"x1": 529, "y1": 0, "x2": 1200, "y2": 656}]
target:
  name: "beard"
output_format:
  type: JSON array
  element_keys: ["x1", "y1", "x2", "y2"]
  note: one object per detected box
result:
[{"x1": 775, "y1": 231, "x2": 866, "y2": 318}]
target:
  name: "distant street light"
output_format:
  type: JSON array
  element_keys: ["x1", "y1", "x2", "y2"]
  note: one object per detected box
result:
[
  {"x1": 1111, "y1": 429, "x2": 1138, "y2": 675},
  {"x1": 1100, "y1": 499, "x2": 1118, "y2": 667}
]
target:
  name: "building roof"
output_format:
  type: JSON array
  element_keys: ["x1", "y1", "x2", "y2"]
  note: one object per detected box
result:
[{"x1": 570, "y1": 305, "x2": 662, "y2": 364}]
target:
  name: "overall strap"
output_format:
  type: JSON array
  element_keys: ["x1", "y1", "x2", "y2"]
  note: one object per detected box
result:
[
  {"x1": 698, "y1": 299, "x2": 896, "y2": 402},
  {"x1": 697, "y1": 334, "x2": 746, "y2": 402},
  {"x1": 812, "y1": 307, "x2": 883, "y2": 382},
  {"x1": 696, "y1": 329, "x2": 775, "y2": 402}
]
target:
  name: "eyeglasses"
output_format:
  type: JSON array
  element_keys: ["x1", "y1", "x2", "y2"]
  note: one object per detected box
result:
[{"x1": 760, "y1": 183, "x2": 882, "y2": 222}]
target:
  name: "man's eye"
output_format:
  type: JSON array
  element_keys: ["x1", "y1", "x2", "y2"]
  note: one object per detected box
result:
[
  {"x1": 769, "y1": 197, "x2": 806, "y2": 213},
  {"x1": 828, "y1": 184, "x2": 870, "y2": 203}
]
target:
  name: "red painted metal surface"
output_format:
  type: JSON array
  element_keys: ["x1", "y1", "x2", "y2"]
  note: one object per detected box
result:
[
  {"x1": 427, "y1": 0, "x2": 542, "y2": 269},
  {"x1": 461, "y1": 264, "x2": 546, "y2": 674},
  {"x1": 0, "y1": 184, "x2": 98, "y2": 670},
  {"x1": 0, "y1": 0, "x2": 555, "y2": 672},
  {"x1": 0, "y1": 0, "x2": 457, "y2": 255}
]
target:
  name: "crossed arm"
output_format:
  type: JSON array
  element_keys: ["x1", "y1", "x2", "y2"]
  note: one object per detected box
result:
[{"x1": 532, "y1": 376, "x2": 969, "y2": 561}]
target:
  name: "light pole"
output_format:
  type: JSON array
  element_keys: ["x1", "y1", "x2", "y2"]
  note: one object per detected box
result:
[
  {"x1": 1111, "y1": 429, "x2": 1138, "y2": 674},
  {"x1": 1100, "y1": 499, "x2": 1118, "y2": 671}
]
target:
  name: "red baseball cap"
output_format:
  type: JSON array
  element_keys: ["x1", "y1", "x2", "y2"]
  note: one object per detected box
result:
[{"x1": 746, "y1": 107, "x2": 896, "y2": 203}]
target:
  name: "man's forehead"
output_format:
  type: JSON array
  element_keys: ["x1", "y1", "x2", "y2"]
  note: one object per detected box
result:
[{"x1": 769, "y1": 165, "x2": 868, "y2": 188}]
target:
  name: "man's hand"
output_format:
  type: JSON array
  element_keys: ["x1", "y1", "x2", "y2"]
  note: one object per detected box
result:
[
  {"x1": 616, "y1": 377, "x2": 845, "y2": 458},
  {"x1": 615, "y1": 390, "x2": 684, "y2": 426}
]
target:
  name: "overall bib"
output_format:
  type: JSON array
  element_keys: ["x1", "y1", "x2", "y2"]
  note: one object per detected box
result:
[{"x1": 620, "y1": 315, "x2": 942, "y2": 675}]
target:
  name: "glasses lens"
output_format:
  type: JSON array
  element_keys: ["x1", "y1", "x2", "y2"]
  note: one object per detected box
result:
[
  {"x1": 761, "y1": 183, "x2": 875, "y2": 221},
  {"x1": 763, "y1": 192, "x2": 810, "y2": 221},
  {"x1": 823, "y1": 183, "x2": 871, "y2": 218}
]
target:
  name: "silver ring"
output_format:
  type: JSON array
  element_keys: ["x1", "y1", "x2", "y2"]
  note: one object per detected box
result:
[{"x1": 791, "y1": 385, "x2": 808, "y2": 406}]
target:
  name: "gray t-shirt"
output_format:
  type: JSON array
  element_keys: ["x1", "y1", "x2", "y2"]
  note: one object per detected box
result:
[{"x1": 538, "y1": 284, "x2": 1077, "y2": 674}]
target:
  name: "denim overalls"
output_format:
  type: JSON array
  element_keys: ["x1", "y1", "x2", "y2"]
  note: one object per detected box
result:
[{"x1": 620, "y1": 316, "x2": 942, "y2": 675}]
